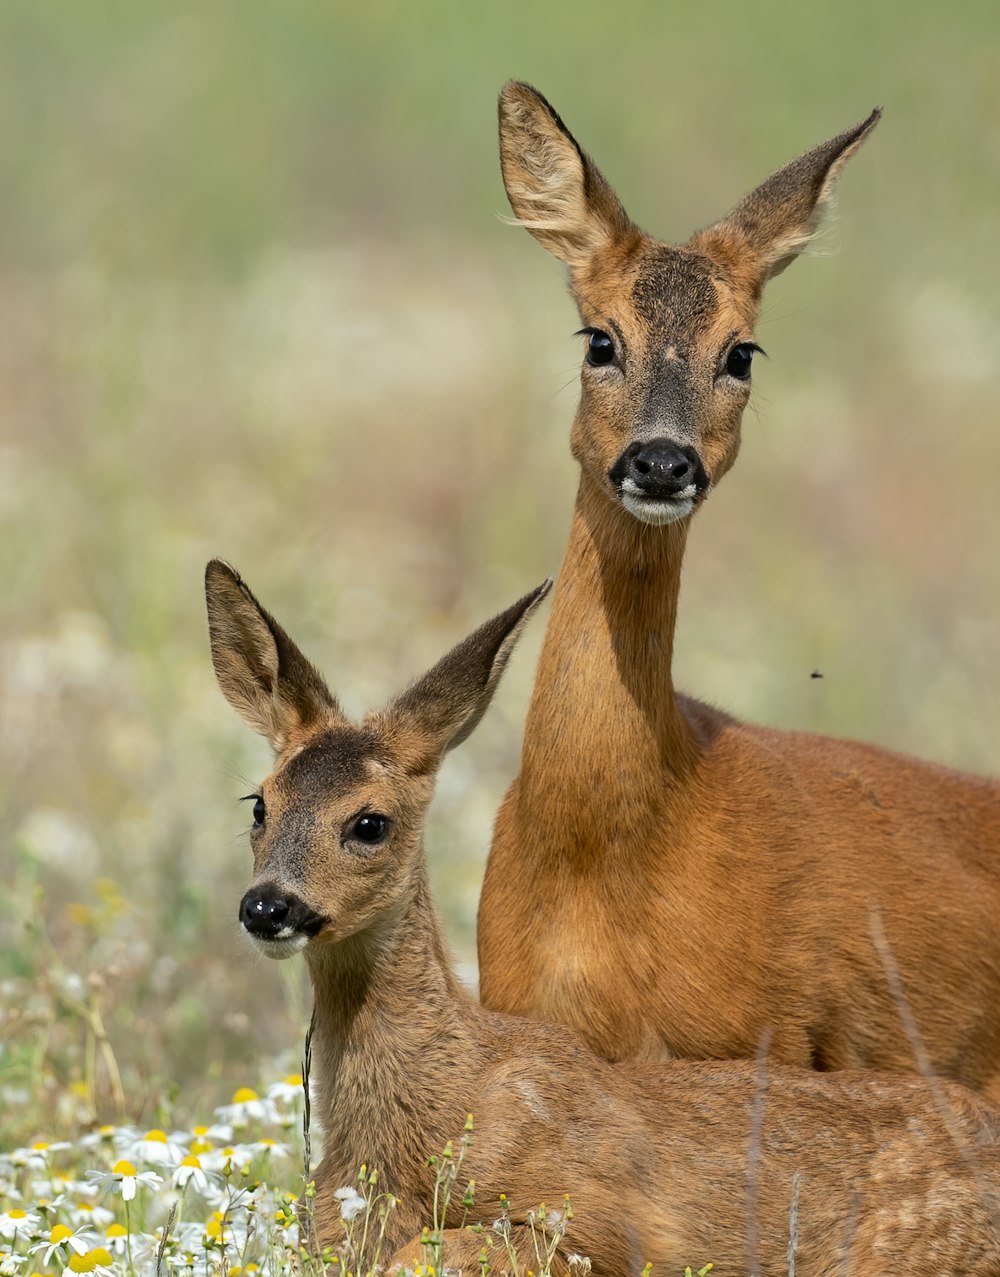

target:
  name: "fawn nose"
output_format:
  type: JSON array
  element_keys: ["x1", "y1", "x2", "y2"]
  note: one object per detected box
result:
[
  {"x1": 624, "y1": 440, "x2": 703, "y2": 498},
  {"x1": 240, "y1": 886, "x2": 292, "y2": 938}
]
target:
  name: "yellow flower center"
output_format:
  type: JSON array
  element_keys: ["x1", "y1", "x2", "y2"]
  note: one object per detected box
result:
[
  {"x1": 106, "y1": 1224, "x2": 128, "y2": 1238},
  {"x1": 143, "y1": 1129, "x2": 168, "y2": 1142},
  {"x1": 68, "y1": 1249, "x2": 113, "y2": 1272},
  {"x1": 31, "y1": 1141, "x2": 49, "y2": 1151},
  {"x1": 231, "y1": 1087, "x2": 258, "y2": 1104},
  {"x1": 190, "y1": 1138, "x2": 212, "y2": 1154},
  {"x1": 192, "y1": 1125, "x2": 208, "y2": 1136},
  {"x1": 283, "y1": 1074, "x2": 303, "y2": 1087},
  {"x1": 9, "y1": 1210, "x2": 27, "y2": 1220},
  {"x1": 50, "y1": 1224, "x2": 73, "y2": 1243},
  {"x1": 205, "y1": 1219, "x2": 223, "y2": 1239},
  {"x1": 112, "y1": 1159, "x2": 137, "y2": 1176},
  {"x1": 180, "y1": 1154, "x2": 202, "y2": 1168}
]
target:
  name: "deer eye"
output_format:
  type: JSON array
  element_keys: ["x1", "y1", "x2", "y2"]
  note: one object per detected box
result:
[
  {"x1": 242, "y1": 794, "x2": 266, "y2": 827},
  {"x1": 351, "y1": 813, "x2": 389, "y2": 845},
  {"x1": 724, "y1": 343, "x2": 759, "y2": 381},
  {"x1": 585, "y1": 329, "x2": 616, "y2": 367}
]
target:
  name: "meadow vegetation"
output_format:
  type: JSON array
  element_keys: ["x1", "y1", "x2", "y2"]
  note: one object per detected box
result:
[{"x1": 1, "y1": 1, "x2": 999, "y2": 1270}]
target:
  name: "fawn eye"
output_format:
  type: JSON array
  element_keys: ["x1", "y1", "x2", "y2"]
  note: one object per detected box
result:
[
  {"x1": 584, "y1": 329, "x2": 616, "y2": 367},
  {"x1": 351, "y1": 813, "x2": 389, "y2": 845},
  {"x1": 242, "y1": 794, "x2": 266, "y2": 827},
  {"x1": 724, "y1": 343, "x2": 761, "y2": 381}
]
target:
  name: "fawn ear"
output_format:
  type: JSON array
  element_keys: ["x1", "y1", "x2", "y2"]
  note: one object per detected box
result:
[
  {"x1": 498, "y1": 81, "x2": 635, "y2": 271},
  {"x1": 388, "y1": 579, "x2": 553, "y2": 760},
  {"x1": 690, "y1": 109, "x2": 880, "y2": 293},
  {"x1": 205, "y1": 560, "x2": 340, "y2": 752}
]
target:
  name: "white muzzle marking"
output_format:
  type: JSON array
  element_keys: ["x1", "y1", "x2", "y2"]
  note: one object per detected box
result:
[
  {"x1": 244, "y1": 928, "x2": 310, "y2": 960},
  {"x1": 620, "y1": 479, "x2": 697, "y2": 526}
]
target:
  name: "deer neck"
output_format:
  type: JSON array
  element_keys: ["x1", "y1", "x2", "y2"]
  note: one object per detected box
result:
[
  {"x1": 306, "y1": 865, "x2": 477, "y2": 1197},
  {"x1": 519, "y1": 471, "x2": 700, "y2": 847}
]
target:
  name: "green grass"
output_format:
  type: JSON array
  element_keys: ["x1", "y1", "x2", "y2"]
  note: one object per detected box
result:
[{"x1": 1, "y1": 0, "x2": 998, "y2": 1147}]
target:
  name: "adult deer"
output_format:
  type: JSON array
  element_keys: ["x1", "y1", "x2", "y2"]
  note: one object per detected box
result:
[
  {"x1": 478, "y1": 83, "x2": 1000, "y2": 1090},
  {"x1": 206, "y1": 559, "x2": 1000, "y2": 1276}
]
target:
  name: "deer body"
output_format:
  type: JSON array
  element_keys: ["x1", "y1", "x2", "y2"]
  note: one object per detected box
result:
[
  {"x1": 482, "y1": 484, "x2": 1000, "y2": 1083},
  {"x1": 478, "y1": 83, "x2": 1000, "y2": 1089},
  {"x1": 308, "y1": 855, "x2": 1000, "y2": 1277},
  {"x1": 207, "y1": 561, "x2": 1000, "y2": 1275}
]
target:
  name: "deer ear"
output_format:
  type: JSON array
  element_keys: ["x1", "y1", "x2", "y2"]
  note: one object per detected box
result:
[
  {"x1": 498, "y1": 81, "x2": 635, "y2": 271},
  {"x1": 690, "y1": 109, "x2": 880, "y2": 292},
  {"x1": 388, "y1": 579, "x2": 552, "y2": 760},
  {"x1": 205, "y1": 560, "x2": 340, "y2": 752}
]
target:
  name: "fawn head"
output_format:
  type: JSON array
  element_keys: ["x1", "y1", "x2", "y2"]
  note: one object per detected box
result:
[
  {"x1": 205, "y1": 560, "x2": 550, "y2": 958},
  {"x1": 499, "y1": 82, "x2": 879, "y2": 525}
]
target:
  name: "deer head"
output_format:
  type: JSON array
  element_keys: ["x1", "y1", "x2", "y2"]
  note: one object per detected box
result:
[
  {"x1": 205, "y1": 560, "x2": 550, "y2": 958},
  {"x1": 498, "y1": 82, "x2": 879, "y2": 525}
]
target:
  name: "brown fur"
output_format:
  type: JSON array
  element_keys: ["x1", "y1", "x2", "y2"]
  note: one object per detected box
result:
[
  {"x1": 480, "y1": 83, "x2": 1000, "y2": 1093},
  {"x1": 205, "y1": 560, "x2": 1000, "y2": 1275}
]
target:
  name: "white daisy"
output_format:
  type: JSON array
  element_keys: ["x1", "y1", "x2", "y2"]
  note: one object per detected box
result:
[
  {"x1": 171, "y1": 1154, "x2": 216, "y2": 1194},
  {"x1": 29, "y1": 1222, "x2": 94, "y2": 1264},
  {"x1": 10, "y1": 1141, "x2": 72, "y2": 1172},
  {"x1": 266, "y1": 1074, "x2": 305, "y2": 1106},
  {"x1": 247, "y1": 1137, "x2": 290, "y2": 1159},
  {"x1": 102, "y1": 1223, "x2": 130, "y2": 1256},
  {"x1": 213, "y1": 1087, "x2": 278, "y2": 1127},
  {"x1": 127, "y1": 1128, "x2": 185, "y2": 1166},
  {"x1": 0, "y1": 1207, "x2": 40, "y2": 1241},
  {"x1": 202, "y1": 1122, "x2": 234, "y2": 1143},
  {"x1": 86, "y1": 1159, "x2": 162, "y2": 1201},
  {"x1": 66, "y1": 1200, "x2": 115, "y2": 1230},
  {"x1": 229, "y1": 1143, "x2": 259, "y2": 1173},
  {"x1": 78, "y1": 1125, "x2": 122, "y2": 1151}
]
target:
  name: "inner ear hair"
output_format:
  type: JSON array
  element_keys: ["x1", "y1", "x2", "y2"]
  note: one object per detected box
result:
[
  {"x1": 690, "y1": 108, "x2": 881, "y2": 290},
  {"x1": 205, "y1": 559, "x2": 340, "y2": 749},
  {"x1": 386, "y1": 579, "x2": 553, "y2": 762},
  {"x1": 498, "y1": 81, "x2": 635, "y2": 271}
]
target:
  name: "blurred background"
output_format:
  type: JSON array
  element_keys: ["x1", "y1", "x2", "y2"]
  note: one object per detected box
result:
[{"x1": 1, "y1": 1, "x2": 998, "y2": 1143}]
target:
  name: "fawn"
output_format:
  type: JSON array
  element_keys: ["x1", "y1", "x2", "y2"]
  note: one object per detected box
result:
[
  {"x1": 479, "y1": 82, "x2": 1000, "y2": 1090},
  {"x1": 207, "y1": 559, "x2": 1000, "y2": 1275}
]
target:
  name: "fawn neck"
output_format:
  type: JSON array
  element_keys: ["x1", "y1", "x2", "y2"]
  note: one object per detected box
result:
[
  {"x1": 519, "y1": 471, "x2": 700, "y2": 853},
  {"x1": 306, "y1": 863, "x2": 476, "y2": 1193}
]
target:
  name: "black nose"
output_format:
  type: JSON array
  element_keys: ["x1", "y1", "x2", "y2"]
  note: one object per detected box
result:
[
  {"x1": 618, "y1": 440, "x2": 707, "y2": 499},
  {"x1": 625, "y1": 441, "x2": 704, "y2": 495},
  {"x1": 239, "y1": 886, "x2": 292, "y2": 938}
]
